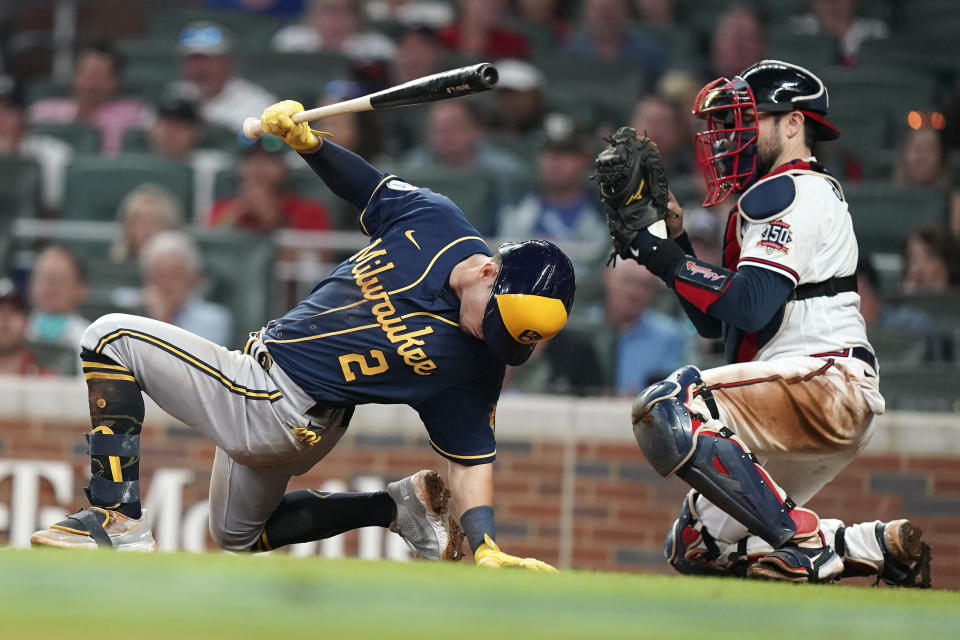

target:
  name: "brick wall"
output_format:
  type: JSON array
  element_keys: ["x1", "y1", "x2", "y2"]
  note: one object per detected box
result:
[{"x1": 0, "y1": 380, "x2": 957, "y2": 588}]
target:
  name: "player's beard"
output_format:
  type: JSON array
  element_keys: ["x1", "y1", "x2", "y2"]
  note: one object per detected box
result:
[{"x1": 755, "y1": 119, "x2": 783, "y2": 178}]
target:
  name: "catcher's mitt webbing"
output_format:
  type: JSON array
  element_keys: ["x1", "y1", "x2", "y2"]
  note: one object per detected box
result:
[{"x1": 594, "y1": 127, "x2": 671, "y2": 260}]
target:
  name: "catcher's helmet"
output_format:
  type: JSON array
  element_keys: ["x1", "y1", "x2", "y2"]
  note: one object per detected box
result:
[
  {"x1": 482, "y1": 240, "x2": 575, "y2": 366},
  {"x1": 692, "y1": 59, "x2": 840, "y2": 206}
]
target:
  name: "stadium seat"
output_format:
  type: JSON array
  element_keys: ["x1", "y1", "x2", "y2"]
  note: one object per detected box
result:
[
  {"x1": 147, "y1": 9, "x2": 278, "y2": 50},
  {"x1": 387, "y1": 164, "x2": 498, "y2": 235},
  {"x1": 238, "y1": 51, "x2": 352, "y2": 105},
  {"x1": 29, "y1": 122, "x2": 101, "y2": 153},
  {"x1": 882, "y1": 292, "x2": 960, "y2": 337},
  {"x1": 535, "y1": 56, "x2": 646, "y2": 126},
  {"x1": 0, "y1": 157, "x2": 42, "y2": 219},
  {"x1": 767, "y1": 33, "x2": 840, "y2": 71},
  {"x1": 843, "y1": 183, "x2": 946, "y2": 254},
  {"x1": 62, "y1": 154, "x2": 193, "y2": 222},
  {"x1": 192, "y1": 228, "x2": 275, "y2": 349},
  {"x1": 123, "y1": 125, "x2": 242, "y2": 154},
  {"x1": 879, "y1": 365, "x2": 960, "y2": 412},
  {"x1": 822, "y1": 66, "x2": 939, "y2": 125},
  {"x1": 28, "y1": 342, "x2": 79, "y2": 376},
  {"x1": 867, "y1": 326, "x2": 928, "y2": 367}
]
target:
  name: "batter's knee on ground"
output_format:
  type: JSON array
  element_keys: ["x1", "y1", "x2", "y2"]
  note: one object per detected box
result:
[{"x1": 208, "y1": 512, "x2": 262, "y2": 551}]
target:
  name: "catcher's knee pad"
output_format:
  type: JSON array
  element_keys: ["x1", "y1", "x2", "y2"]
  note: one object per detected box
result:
[{"x1": 632, "y1": 366, "x2": 797, "y2": 549}]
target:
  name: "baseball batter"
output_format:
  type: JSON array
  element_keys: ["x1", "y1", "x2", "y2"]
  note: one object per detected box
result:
[
  {"x1": 32, "y1": 100, "x2": 574, "y2": 572},
  {"x1": 597, "y1": 60, "x2": 930, "y2": 585}
]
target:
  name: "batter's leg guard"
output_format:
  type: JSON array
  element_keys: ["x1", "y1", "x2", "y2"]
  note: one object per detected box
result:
[
  {"x1": 81, "y1": 349, "x2": 145, "y2": 519},
  {"x1": 632, "y1": 366, "x2": 797, "y2": 548}
]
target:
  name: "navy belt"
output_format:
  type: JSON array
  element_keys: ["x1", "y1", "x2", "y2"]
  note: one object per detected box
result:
[{"x1": 811, "y1": 347, "x2": 877, "y2": 372}]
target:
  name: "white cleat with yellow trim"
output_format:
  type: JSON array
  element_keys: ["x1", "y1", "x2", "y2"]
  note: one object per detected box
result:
[
  {"x1": 387, "y1": 470, "x2": 464, "y2": 561},
  {"x1": 30, "y1": 507, "x2": 156, "y2": 552}
]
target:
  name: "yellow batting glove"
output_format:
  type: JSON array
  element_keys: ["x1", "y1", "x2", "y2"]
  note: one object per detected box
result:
[
  {"x1": 260, "y1": 100, "x2": 331, "y2": 153},
  {"x1": 474, "y1": 534, "x2": 558, "y2": 573}
]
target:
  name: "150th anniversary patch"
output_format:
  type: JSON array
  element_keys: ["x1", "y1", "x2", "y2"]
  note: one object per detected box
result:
[{"x1": 757, "y1": 220, "x2": 792, "y2": 254}]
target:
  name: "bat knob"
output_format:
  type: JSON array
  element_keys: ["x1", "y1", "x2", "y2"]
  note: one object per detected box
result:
[{"x1": 242, "y1": 117, "x2": 263, "y2": 140}]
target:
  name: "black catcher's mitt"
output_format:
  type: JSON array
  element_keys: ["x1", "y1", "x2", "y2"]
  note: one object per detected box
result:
[{"x1": 594, "y1": 127, "x2": 671, "y2": 261}]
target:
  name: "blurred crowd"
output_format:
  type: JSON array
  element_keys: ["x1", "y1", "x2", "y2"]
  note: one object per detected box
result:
[{"x1": 0, "y1": 0, "x2": 958, "y2": 405}]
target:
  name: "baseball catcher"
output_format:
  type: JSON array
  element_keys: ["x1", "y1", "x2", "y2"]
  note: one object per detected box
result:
[
  {"x1": 599, "y1": 60, "x2": 931, "y2": 586},
  {"x1": 32, "y1": 99, "x2": 575, "y2": 573}
]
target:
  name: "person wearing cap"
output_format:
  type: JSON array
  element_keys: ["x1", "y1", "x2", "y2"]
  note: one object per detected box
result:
[
  {"x1": 0, "y1": 280, "x2": 51, "y2": 377},
  {"x1": 29, "y1": 42, "x2": 146, "y2": 155},
  {"x1": 177, "y1": 22, "x2": 277, "y2": 130},
  {"x1": 0, "y1": 77, "x2": 72, "y2": 212},
  {"x1": 607, "y1": 60, "x2": 929, "y2": 587},
  {"x1": 497, "y1": 114, "x2": 607, "y2": 268},
  {"x1": 146, "y1": 91, "x2": 232, "y2": 220},
  {"x1": 488, "y1": 58, "x2": 546, "y2": 141},
  {"x1": 206, "y1": 135, "x2": 333, "y2": 232},
  {"x1": 32, "y1": 99, "x2": 576, "y2": 575}
]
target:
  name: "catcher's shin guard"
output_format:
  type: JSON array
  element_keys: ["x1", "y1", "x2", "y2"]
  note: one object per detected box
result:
[{"x1": 632, "y1": 366, "x2": 797, "y2": 548}]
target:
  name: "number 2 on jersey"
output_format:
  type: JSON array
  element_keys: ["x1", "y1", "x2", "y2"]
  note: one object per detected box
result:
[{"x1": 339, "y1": 350, "x2": 389, "y2": 382}]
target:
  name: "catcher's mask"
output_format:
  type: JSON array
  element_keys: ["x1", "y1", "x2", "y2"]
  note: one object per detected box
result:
[
  {"x1": 482, "y1": 240, "x2": 575, "y2": 366},
  {"x1": 692, "y1": 76, "x2": 759, "y2": 207},
  {"x1": 693, "y1": 59, "x2": 841, "y2": 206}
]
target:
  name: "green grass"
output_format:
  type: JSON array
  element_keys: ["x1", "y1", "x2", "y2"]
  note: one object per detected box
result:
[{"x1": 1, "y1": 549, "x2": 957, "y2": 640}]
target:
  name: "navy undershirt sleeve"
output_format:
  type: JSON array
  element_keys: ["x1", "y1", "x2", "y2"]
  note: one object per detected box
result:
[
  {"x1": 707, "y1": 266, "x2": 794, "y2": 332},
  {"x1": 678, "y1": 297, "x2": 723, "y2": 338},
  {"x1": 299, "y1": 141, "x2": 387, "y2": 210}
]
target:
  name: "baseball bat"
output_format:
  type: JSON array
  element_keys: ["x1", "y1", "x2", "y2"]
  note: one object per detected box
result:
[{"x1": 242, "y1": 62, "x2": 499, "y2": 140}]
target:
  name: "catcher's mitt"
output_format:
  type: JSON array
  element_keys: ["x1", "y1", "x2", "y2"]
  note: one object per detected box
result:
[{"x1": 594, "y1": 127, "x2": 671, "y2": 261}]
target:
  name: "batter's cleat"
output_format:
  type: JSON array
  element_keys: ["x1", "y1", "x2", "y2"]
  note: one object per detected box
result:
[
  {"x1": 30, "y1": 507, "x2": 156, "y2": 552},
  {"x1": 746, "y1": 543, "x2": 843, "y2": 584},
  {"x1": 876, "y1": 519, "x2": 932, "y2": 588},
  {"x1": 387, "y1": 470, "x2": 464, "y2": 561}
]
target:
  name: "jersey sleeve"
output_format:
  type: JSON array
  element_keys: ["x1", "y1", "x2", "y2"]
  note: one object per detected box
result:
[
  {"x1": 737, "y1": 187, "x2": 819, "y2": 286},
  {"x1": 413, "y1": 367, "x2": 504, "y2": 466}
]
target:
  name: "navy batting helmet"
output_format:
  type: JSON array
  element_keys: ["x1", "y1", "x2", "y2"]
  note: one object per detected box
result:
[{"x1": 482, "y1": 240, "x2": 576, "y2": 366}]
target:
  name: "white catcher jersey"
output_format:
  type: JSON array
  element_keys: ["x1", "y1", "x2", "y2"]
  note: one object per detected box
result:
[{"x1": 734, "y1": 161, "x2": 871, "y2": 362}]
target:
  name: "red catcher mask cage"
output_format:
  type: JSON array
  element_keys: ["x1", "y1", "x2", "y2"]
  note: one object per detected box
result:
[{"x1": 692, "y1": 76, "x2": 759, "y2": 207}]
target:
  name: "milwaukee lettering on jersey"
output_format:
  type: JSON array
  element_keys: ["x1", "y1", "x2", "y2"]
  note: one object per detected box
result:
[
  {"x1": 685, "y1": 261, "x2": 724, "y2": 281},
  {"x1": 349, "y1": 240, "x2": 438, "y2": 376}
]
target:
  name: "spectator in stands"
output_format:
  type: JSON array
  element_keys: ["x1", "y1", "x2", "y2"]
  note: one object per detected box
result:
[
  {"x1": 630, "y1": 94, "x2": 692, "y2": 175},
  {"x1": 789, "y1": 0, "x2": 888, "y2": 66},
  {"x1": 893, "y1": 122, "x2": 960, "y2": 234},
  {"x1": 207, "y1": 136, "x2": 332, "y2": 232},
  {"x1": 148, "y1": 91, "x2": 232, "y2": 220},
  {"x1": 391, "y1": 25, "x2": 443, "y2": 84},
  {"x1": 138, "y1": 231, "x2": 233, "y2": 345},
  {"x1": 111, "y1": 184, "x2": 185, "y2": 263},
  {"x1": 273, "y1": 0, "x2": 396, "y2": 60},
  {"x1": 487, "y1": 58, "x2": 546, "y2": 141},
  {"x1": 26, "y1": 245, "x2": 90, "y2": 354},
  {"x1": 901, "y1": 223, "x2": 960, "y2": 293},
  {"x1": 29, "y1": 42, "x2": 145, "y2": 155},
  {"x1": 178, "y1": 22, "x2": 278, "y2": 130},
  {"x1": 0, "y1": 280, "x2": 49, "y2": 376},
  {"x1": 497, "y1": 114, "x2": 607, "y2": 265},
  {"x1": 439, "y1": 0, "x2": 529, "y2": 59},
  {"x1": 316, "y1": 80, "x2": 383, "y2": 162},
  {"x1": 604, "y1": 259, "x2": 688, "y2": 395},
  {"x1": 0, "y1": 77, "x2": 71, "y2": 212},
  {"x1": 634, "y1": 0, "x2": 676, "y2": 25},
  {"x1": 402, "y1": 100, "x2": 526, "y2": 234},
  {"x1": 365, "y1": 0, "x2": 453, "y2": 28},
  {"x1": 514, "y1": 0, "x2": 572, "y2": 45},
  {"x1": 708, "y1": 5, "x2": 767, "y2": 80},
  {"x1": 203, "y1": 0, "x2": 306, "y2": 23},
  {"x1": 564, "y1": 0, "x2": 666, "y2": 82}
]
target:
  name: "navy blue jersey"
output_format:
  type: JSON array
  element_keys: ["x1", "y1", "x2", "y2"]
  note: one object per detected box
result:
[{"x1": 263, "y1": 154, "x2": 504, "y2": 464}]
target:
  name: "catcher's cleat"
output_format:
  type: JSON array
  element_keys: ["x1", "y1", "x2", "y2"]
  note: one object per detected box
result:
[
  {"x1": 387, "y1": 470, "x2": 464, "y2": 561},
  {"x1": 876, "y1": 519, "x2": 932, "y2": 588},
  {"x1": 30, "y1": 507, "x2": 156, "y2": 552},
  {"x1": 746, "y1": 543, "x2": 843, "y2": 584}
]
